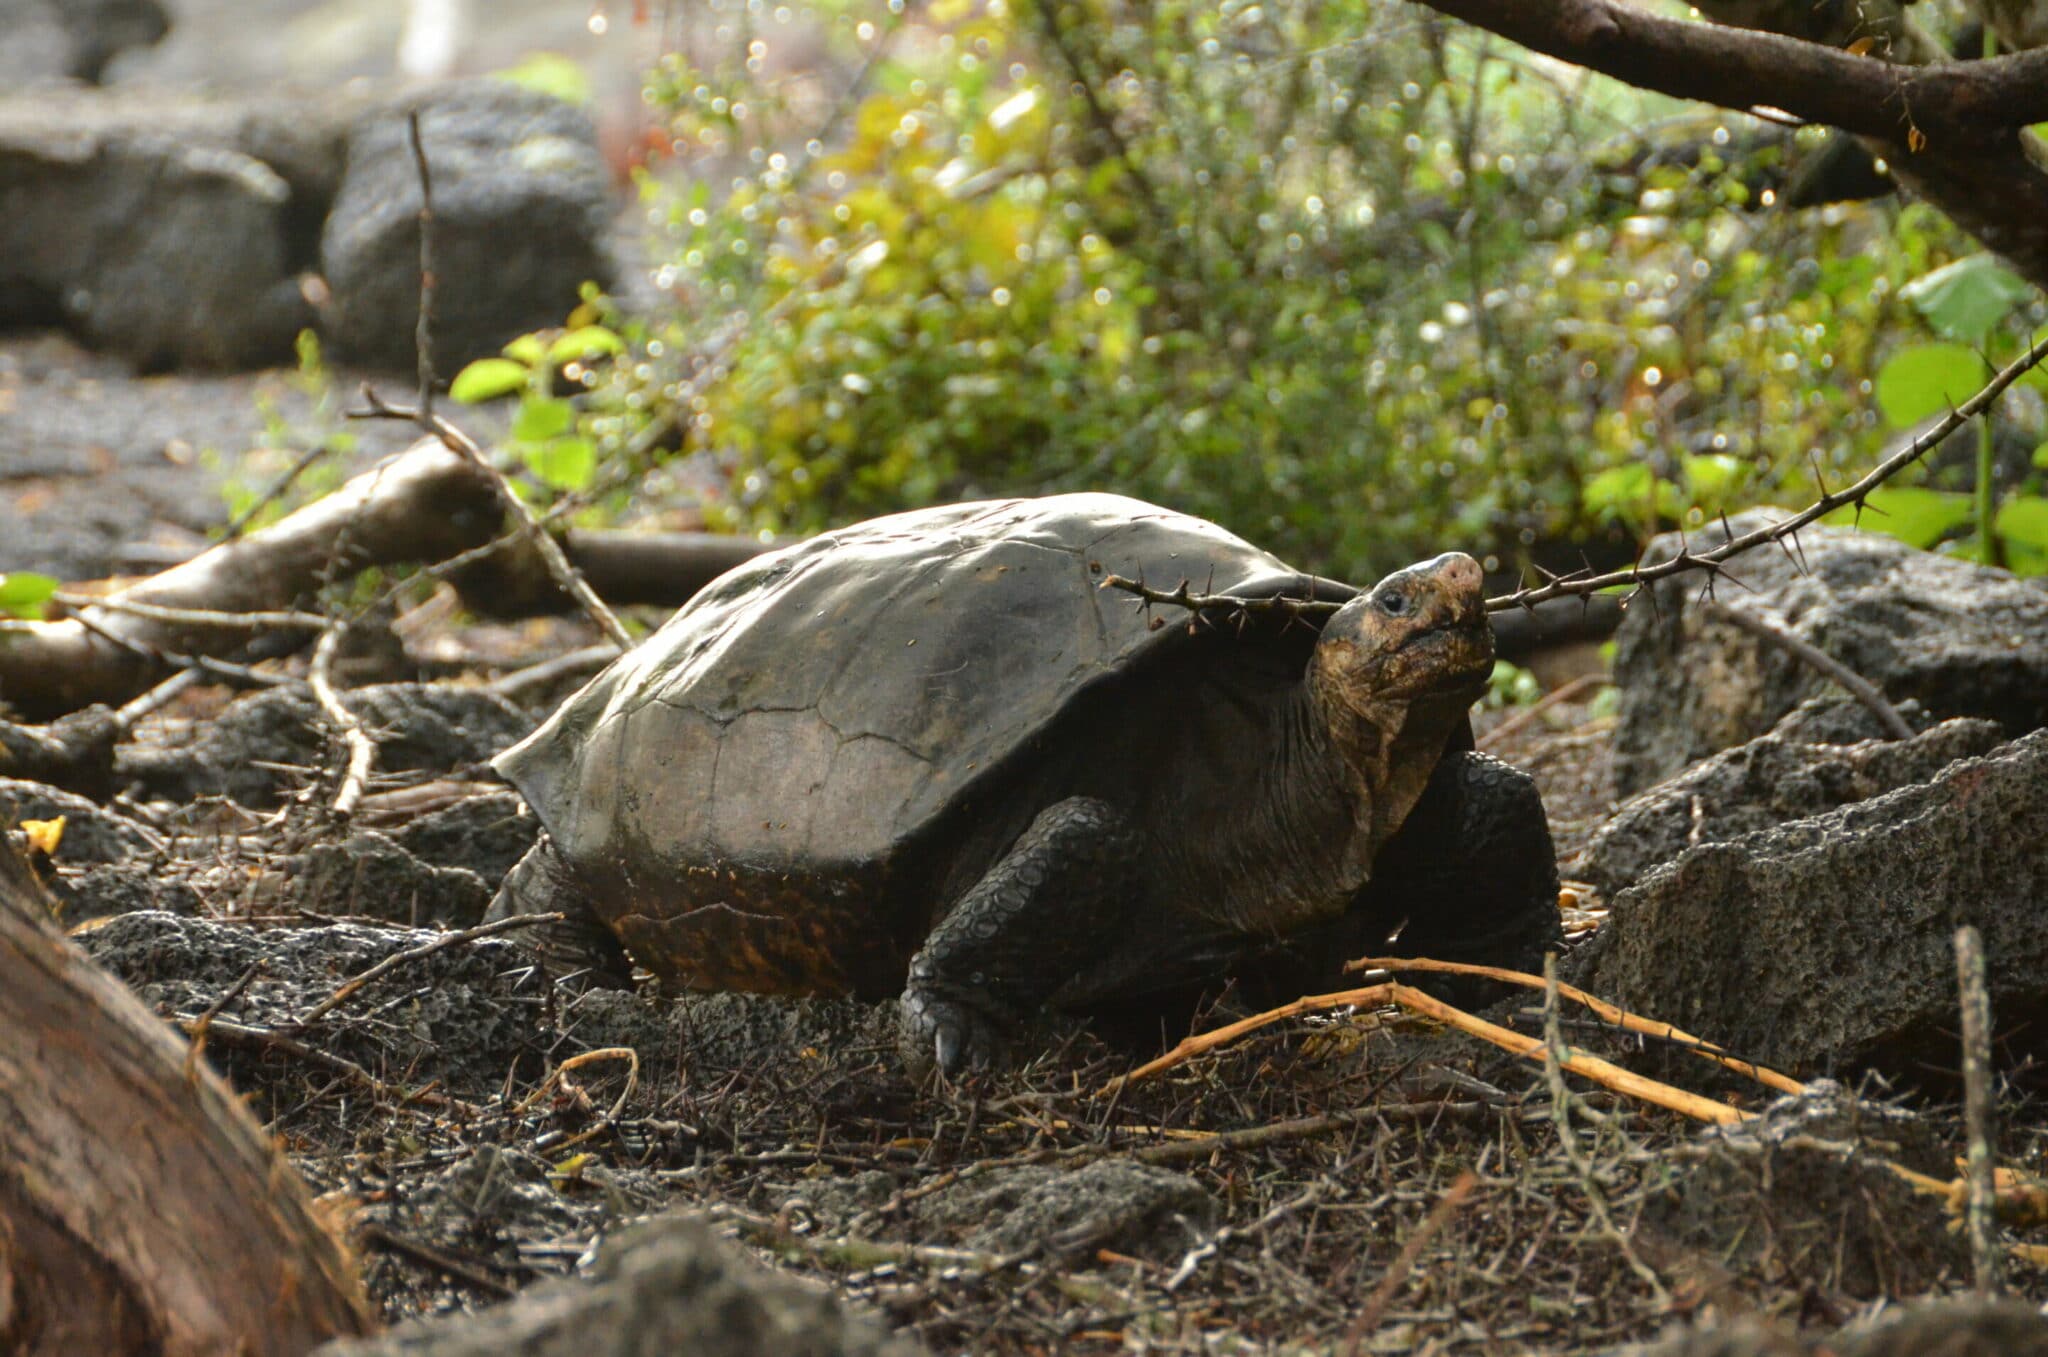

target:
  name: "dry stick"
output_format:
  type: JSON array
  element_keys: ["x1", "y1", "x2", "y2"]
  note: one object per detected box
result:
[
  {"x1": 1348, "y1": 955, "x2": 1807, "y2": 1096},
  {"x1": 1167, "y1": 1181, "x2": 1329, "y2": 1292},
  {"x1": 306, "y1": 622, "x2": 376, "y2": 817},
  {"x1": 514, "y1": 1047, "x2": 641, "y2": 1154},
  {"x1": 1956, "y1": 924, "x2": 2002, "y2": 1297},
  {"x1": 55, "y1": 593, "x2": 330, "y2": 633},
  {"x1": 1702, "y1": 600, "x2": 1912, "y2": 739},
  {"x1": 354, "y1": 389, "x2": 633, "y2": 651},
  {"x1": 1134, "y1": 1100, "x2": 1494, "y2": 1169},
  {"x1": 218, "y1": 442, "x2": 336, "y2": 543},
  {"x1": 1476, "y1": 671, "x2": 1611, "y2": 750},
  {"x1": 485, "y1": 643, "x2": 617, "y2": 698},
  {"x1": 1103, "y1": 329, "x2": 2048, "y2": 624},
  {"x1": 184, "y1": 1015, "x2": 480, "y2": 1116},
  {"x1": 112, "y1": 667, "x2": 204, "y2": 730},
  {"x1": 1341, "y1": 1170, "x2": 1478, "y2": 1357},
  {"x1": 289, "y1": 911, "x2": 565, "y2": 1029},
  {"x1": 1540, "y1": 957, "x2": 1670, "y2": 1306},
  {"x1": 407, "y1": 108, "x2": 437, "y2": 423}
]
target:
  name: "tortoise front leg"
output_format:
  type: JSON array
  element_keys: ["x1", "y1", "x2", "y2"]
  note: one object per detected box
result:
[
  {"x1": 901, "y1": 796, "x2": 1144, "y2": 1075},
  {"x1": 1356, "y1": 749, "x2": 1563, "y2": 995}
]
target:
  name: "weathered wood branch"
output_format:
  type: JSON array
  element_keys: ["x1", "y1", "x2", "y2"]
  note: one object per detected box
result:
[
  {"x1": 0, "y1": 835, "x2": 371, "y2": 1354},
  {"x1": 1417, "y1": 0, "x2": 2048, "y2": 144}
]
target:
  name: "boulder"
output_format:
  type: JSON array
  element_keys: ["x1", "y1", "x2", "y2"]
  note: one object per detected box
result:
[
  {"x1": 0, "y1": 0, "x2": 168, "y2": 85},
  {"x1": 1573, "y1": 706, "x2": 2003, "y2": 895},
  {"x1": 0, "y1": 96, "x2": 316, "y2": 368},
  {"x1": 315, "y1": 1211, "x2": 922, "y2": 1357},
  {"x1": 912, "y1": 1160, "x2": 1216, "y2": 1262},
  {"x1": 1619, "y1": 1299, "x2": 2048, "y2": 1356},
  {"x1": 320, "y1": 81, "x2": 617, "y2": 370},
  {"x1": 1612, "y1": 511, "x2": 2048, "y2": 795},
  {"x1": 1569, "y1": 728, "x2": 2048, "y2": 1081},
  {"x1": 1638, "y1": 1083, "x2": 1963, "y2": 1301}
]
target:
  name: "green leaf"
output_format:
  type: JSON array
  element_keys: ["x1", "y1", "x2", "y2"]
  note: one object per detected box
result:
[
  {"x1": 1825, "y1": 486, "x2": 1973, "y2": 549},
  {"x1": 503, "y1": 333, "x2": 549, "y2": 366},
  {"x1": 547, "y1": 326, "x2": 626, "y2": 365},
  {"x1": 1582, "y1": 463, "x2": 1652, "y2": 519},
  {"x1": 1996, "y1": 494, "x2": 2048, "y2": 574},
  {"x1": 513, "y1": 397, "x2": 576, "y2": 442},
  {"x1": 524, "y1": 436, "x2": 596, "y2": 491},
  {"x1": 450, "y1": 358, "x2": 531, "y2": 403},
  {"x1": 494, "y1": 52, "x2": 593, "y2": 106},
  {"x1": 1681, "y1": 453, "x2": 1745, "y2": 507},
  {"x1": 1874, "y1": 343, "x2": 1989, "y2": 429},
  {"x1": 0, "y1": 571, "x2": 58, "y2": 620},
  {"x1": 2032, "y1": 442, "x2": 2048, "y2": 470},
  {"x1": 1898, "y1": 254, "x2": 2035, "y2": 345}
]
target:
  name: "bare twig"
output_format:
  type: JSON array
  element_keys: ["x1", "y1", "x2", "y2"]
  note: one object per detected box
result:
[
  {"x1": 408, "y1": 108, "x2": 437, "y2": 422},
  {"x1": 57, "y1": 592, "x2": 329, "y2": 633},
  {"x1": 1476, "y1": 672, "x2": 1612, "y2": 750},
  {"x1": 218, "y1": 442, "x2": 338, "y2": 543},
  {"x1": 289, "y1": 911, "x2": 564, "y2": 1029},
  {"x1": 1168, "y1": 1181, "x2": 1329, "y2": 1292},
  {"x1": 1102, "y1": 331, "x2": 2048, "y2": 622},
  {"x1": 485, "y1": 644, "x2": 616, "y2": 698},
  {"x1": 1539, "y1": 957, "x2": 1669, "y2": 1305},
  {"x1": 307, "y1": 622, "x2": 377, "y2": 818},
  {"x1": 1702, "y1": 601, "x2": 1912, "y2": 740},
  {"x1": 1956, "y1": 924, "x2": 2002, "y2": 1296},
  {"x1": 1342, "y1": 1171, "x2": 1478, "y2": 1356},
  {"x1": 180, "y1": 1015, "x2": 480, "y2": 1115},
  {"x1": 1349, "y1": 955, "x2": 1807, "y2": 1095},
  {"x1": 352, "y1": 389, "x2": 633, "y2": 650}
]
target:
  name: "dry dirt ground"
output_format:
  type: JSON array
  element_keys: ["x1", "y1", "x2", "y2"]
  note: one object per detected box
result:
[{"x1": 23, "y1": 659, "x2": 2045, "y2": 1355}]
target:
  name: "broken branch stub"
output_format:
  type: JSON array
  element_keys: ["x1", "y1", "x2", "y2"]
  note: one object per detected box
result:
[{"x1": 0, "y1": 834, "x2": 371, "y2": 1354}]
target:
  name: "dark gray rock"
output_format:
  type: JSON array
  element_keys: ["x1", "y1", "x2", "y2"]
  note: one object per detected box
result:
[
  {"x1": 1618, "y1": 1300, "x2": 2048, "y2": 1357},
  {"x1": 1612, "y1": 511, "x2": 2048, "y2": 795},
  {"x1": 0, "y1": 777, "x2": 159, "y2": 864},
  {"x1": 1639, "y1": 1084, "x2": 1966, "y2": 1300},
  {"x1": 0, "y1": 0, "x2": 167, "y2": 84},
  {"x1": 0, "y1": 708, "x2": 118, "y2": 800},
  {"x1": 389, "y1": 788, "x2": 538, "y2": 886},
  {"x1": 120, "y1": 683, "x2": 534, "y2": 808},
  {"x1": 914, "y1": 1160, "x2": 1216, "y2": 1262},
  {"x1": 1573, "y1": 710, "x2": 2004, "y2": 895},
  {"x1": 317, "y1": 1211, "x2": 922, "y2": 1357},
  {"x1": 288, "y1": 830, "x2": 494, "y2": 927},
  {"x1": 320, "y1": 81, "x2": 616, "y2": 370},
  {"x1": 0, "y1": 93, "x2": 320, "y2": 368},
  {"x1": 48, "y1": 859, "x2": 200, "y2": 922},
  {"x1": 1569, "y1": 728, "x2": 2048, "y2": 1080}
]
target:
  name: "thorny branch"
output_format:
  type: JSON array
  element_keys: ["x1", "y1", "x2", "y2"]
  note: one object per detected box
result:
[{"x1": 1103, "y1": 329, "x2": 2048, "y2": 624}]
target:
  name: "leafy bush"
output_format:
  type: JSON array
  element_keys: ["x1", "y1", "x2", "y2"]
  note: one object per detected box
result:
[{"x1": 463, "y1": 0, "x2": 2047, "y2": 580}]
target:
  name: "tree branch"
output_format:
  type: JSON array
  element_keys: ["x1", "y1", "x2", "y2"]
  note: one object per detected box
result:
[{"x1": 1417, "y1": 0, "x2": 2048, "y2": 144}]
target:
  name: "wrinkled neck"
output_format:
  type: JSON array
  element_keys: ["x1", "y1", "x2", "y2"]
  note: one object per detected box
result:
[{"x1": 1306, "y1": 668, "x2": 1465, "y2": 848}]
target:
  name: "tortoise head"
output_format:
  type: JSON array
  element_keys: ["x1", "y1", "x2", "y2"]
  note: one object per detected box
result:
[{"x1": 1310, "y1": 551, "x2": 1493, "y2": 737}]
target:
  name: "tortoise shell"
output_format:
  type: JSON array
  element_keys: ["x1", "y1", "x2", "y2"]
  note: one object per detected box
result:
[{"x1": 494, "y1": 494, "x2": 1358, "y2": 997}]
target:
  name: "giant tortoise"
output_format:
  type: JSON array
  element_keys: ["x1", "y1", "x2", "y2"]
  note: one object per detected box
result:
[{"x1": 490, "y1": 494, "x2": 1560, "y2": 1071}]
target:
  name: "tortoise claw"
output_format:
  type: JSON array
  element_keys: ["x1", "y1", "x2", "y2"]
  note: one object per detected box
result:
[{"x1": 900, "y1": 988, "x2": 1006, "y2": 1078}]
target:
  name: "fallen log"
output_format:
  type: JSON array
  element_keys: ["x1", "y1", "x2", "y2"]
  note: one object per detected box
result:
[{"x1": 0, "y1": 833, "x2": 372, "y2": 1354}]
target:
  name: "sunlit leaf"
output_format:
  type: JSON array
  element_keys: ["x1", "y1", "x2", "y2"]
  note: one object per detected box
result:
[
  {"x1": 1582, "y1": 463, "x2": 1653, "y2": 520},
  {"x1": 524, "y1": 436, "x2": 596, "y2": 491},
  {"x1": 1996, "y1": 494, "x2": 2048, "y2": 573},
  {"x1": 1824, "y1": 486, "x2": 1972, "y2": 548},
  {"x1": 496, "y1": 52, "x2": 593, "y2": 105},
  {"x1": 503, "y1": 333, "x2": 548, "y2": 366},
  {"x1": 450, "y1": 358, "x2": 530, "y2": 403},
  {"x1": 0, "y1": 571, "x2": 58, "y2": 619},
  {"x1": 513, "y1": 398, "x2": 576, "y2": 442},
  {"x1": 1898, "y1": 254, "x2": 2035, "y2": 344},
  {"x1": 548, "y1": 326, "x2": 626, "y2": 364},
  {"x1": 1873, "y1": 343, "x2": 1988, "y2": 428}
]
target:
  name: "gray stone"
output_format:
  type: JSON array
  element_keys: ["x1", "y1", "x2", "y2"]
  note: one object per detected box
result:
[
  {"x1": 1568, "y1": 728, "x2": 2048, "y2": 1079},
  {"x1": 316, "y1": 1211, "x2": 922, "y2": 1357},
  {"x1": 0, "y1": 777, "x2": 159, "y2": 864},
  {"x1": 320, "y1": 81, "x2": 616, "y2": 370},
  {"x1": 389, "y1": 788, "x2": 538, "y2": 887},
  {"x1": 1612, "y1": 511, "x2": 2048, "y2": 795},
  {"x1": 287, "y1": 830, "x2": 494, "y2": 928},
  {"x1": 119, "y1": 683, "x2": 534, "y2": 809},
  {"x1": 0, "y1": 0, "x2": 167, "y2": 85},
  {"x1": 1639, "y1": 1084, "x2": 1966, "y2": 1301},
  {"x1": 1616, "y1": 1300, "x2": 2048, "y2": 1356},
  {"x1": 1572, "y1": 709, "x2": 2004, "y2": 895},
  {"x1": 0, "y1": 90, "x2": 345, "y2": 367},
  {"x1": 914, "y1": 1160, "x2": 1216, "y2": 1262}
]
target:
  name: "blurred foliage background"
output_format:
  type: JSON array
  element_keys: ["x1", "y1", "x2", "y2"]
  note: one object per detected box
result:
[{"x1": 461, "y1": 0, "x2": 2048, "y2": 584}]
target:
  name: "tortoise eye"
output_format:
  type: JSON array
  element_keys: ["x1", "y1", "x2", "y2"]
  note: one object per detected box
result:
[{"x1": 1375, "y1": 589, "x2": 1408, "y2": 617}]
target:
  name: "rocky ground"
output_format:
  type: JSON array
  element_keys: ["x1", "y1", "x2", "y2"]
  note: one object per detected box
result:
[
  {"x1": 13, "y1": 521, "x2": 2048, "y2": 1353},
  {"x1": 10, "y1": 3, "x2": 2048, "y2": 1353}
]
